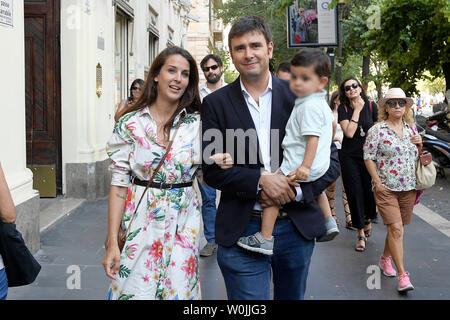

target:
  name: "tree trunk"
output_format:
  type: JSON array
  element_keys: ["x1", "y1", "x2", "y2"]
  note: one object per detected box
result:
[{"x1": 362, "y1": 55, "x2": 370, "y2": 92}]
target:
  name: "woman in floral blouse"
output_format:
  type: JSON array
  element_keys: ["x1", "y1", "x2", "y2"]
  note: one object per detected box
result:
[
  {"x1": 102, "y1": 46, "x2": 202, "y2": 300},
  {"x1": 364, "y1": 88, "x2": 422, "y2": 293}
]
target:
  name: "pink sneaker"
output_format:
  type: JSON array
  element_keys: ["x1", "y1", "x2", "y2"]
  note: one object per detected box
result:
[
  {"x1": 379, "y1": 255, "x2": 397, "y2": 277},
  {"x1": 398, "y1": 272, "x2": 414, "y2": 292}
]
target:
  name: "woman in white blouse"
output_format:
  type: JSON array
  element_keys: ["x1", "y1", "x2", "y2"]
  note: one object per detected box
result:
[{"x1": 102, "y1": 47, "x2": 203, "y2": 300}]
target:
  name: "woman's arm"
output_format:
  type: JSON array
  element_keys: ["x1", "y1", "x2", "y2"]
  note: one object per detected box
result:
[
  {"x1": 102, "y1": 185, "x2": 128, "y2": 280},
  {"x1": 340, "y1": 97, "x2": 365, "y2": 138},
  {"x1": 114, "y1": 99, "x2": 126, "y2": 122},
  {"x1": 0, "y1": 162, "x2": 16, "y2": 223},
  {"x1": 364, "y1": 159, "x2": 384, "y2": 191}
]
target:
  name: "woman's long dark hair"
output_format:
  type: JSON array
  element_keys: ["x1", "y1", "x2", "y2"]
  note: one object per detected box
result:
[
  {"x1": 338, "y1": 77, "x2": 369, "y2": 108},
  {"x1": 128, "y1": 78, "x2": 144, "y2": 102},
  {"x1": 329, "y1": 91, "x2": 339, "y2": 111},
  {"x1": 116, "y1": 46, "x2": 201, "y2": 137}
]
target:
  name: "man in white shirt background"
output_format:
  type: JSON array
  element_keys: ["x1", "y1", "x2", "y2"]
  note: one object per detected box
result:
[{"x1": 198, "y1": 54, "x2": 227, "y2": 257}]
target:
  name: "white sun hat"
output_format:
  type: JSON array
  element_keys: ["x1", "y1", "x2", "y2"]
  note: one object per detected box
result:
[{"x1": 378, "y1": 88, "x2": 414, "y2": 108}]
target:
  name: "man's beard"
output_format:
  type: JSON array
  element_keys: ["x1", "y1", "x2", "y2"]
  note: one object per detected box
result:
[{"x1": 206, "y1": 72, "x2": 222, "y2": 84}]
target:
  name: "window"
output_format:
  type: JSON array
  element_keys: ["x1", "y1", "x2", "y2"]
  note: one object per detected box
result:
[
  {"x1": 149, "y1": 33, "x2": 159, "y2": 66},
  {"x1": 114, "y1": 10, "x2": 130, "y2": 105},
  {"x1": 148, "y1": 8, "x2": 159, "y2": 66}
]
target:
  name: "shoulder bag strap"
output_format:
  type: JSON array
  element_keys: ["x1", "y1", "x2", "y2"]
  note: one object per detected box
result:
[{"x1": 125, "y1": 114, "x2": 184, "y2": 234}]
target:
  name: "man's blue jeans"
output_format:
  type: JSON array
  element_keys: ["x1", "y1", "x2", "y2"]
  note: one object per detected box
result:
[
  {"x1": 0, "y1": 268, "x2": 7, "y2": 300},
  {"x1": 217, "y1": 217, "x2": 315, "y2": 300},
  {"x1": 198, "y1": 183, "x2": 217, "y2": 244}
]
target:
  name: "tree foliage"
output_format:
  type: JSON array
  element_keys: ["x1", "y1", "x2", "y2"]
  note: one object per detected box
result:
[
  {"x1": 216, "y1": 0, "x2": 450, "y2": 95},
  {"x1": 214, "y1": 0, "x2": 299, "y2": 71},
  {"x1": 362, "y1": 0, "x2": 450, "y2": 94}
]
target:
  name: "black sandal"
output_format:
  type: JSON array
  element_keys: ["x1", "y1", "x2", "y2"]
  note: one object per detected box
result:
[
  {"x1": 346, "y1": 219, "x2": 354, "y2": 230},
  {"x1": 355, "y1": 236, "x2": 367, "y2": 252}
]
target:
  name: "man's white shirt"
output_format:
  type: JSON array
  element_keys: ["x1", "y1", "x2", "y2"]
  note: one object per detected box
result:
[
  {"x1": 239, "y1": 77, "x2": 303, "y2": 211},
  {"x1": 199, "y1": 79, "x2": 227, "y2": 103}
]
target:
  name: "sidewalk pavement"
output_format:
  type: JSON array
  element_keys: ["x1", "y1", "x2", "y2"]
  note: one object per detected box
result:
[{"x1": 7, "y1": 181, "x2": 450, "y2": 300}]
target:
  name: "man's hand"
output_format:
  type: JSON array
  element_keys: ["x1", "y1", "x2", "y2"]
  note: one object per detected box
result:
[
  {"x1": 259, "y1": 190, "x2": 277, "y2": 208},
  {"x1": 259, "y1": 173, "x2": 298, "y2": 206}
]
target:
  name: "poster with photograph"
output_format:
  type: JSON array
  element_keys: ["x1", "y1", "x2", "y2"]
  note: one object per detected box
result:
[{"x1": 287, "y1": 0, "x2": 337, "y2": 47}]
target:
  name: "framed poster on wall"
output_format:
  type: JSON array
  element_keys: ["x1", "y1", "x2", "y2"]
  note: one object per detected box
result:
[{"x1": 287, "y1": 0, "x2": 337, "y2": 47}]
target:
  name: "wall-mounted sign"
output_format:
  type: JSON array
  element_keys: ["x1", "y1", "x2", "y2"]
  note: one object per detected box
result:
[
  {"x1": 287, "y1": 0, "x2": 337, "y2": 48},
  {"x1": 97, "y1": 36, "x2": 105, "y2": 50},
  {"x1": 0, "y1": 0, "x2": 13, "y2": 28}
]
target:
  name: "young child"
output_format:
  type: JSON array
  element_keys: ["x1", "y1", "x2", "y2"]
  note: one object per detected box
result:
[{"x1": 211, "y1": 48, "x2": 339, "y2": 255}]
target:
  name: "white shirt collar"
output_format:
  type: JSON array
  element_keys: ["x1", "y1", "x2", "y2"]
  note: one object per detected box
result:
[
  {"x1": 199, "y1": 79, "x2": 227, "y2": 92},
  {"x1": 239, "y1": 75, "x2": 273, "y2": 98}
]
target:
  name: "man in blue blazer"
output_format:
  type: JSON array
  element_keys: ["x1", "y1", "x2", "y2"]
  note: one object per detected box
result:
[{"x1": 201, "y1": 16, "x2": 339, "y2": 300}]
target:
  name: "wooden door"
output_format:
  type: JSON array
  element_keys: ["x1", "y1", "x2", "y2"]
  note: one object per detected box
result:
[{"x1": 24, "y1": 0, "x2": 61, "y2": 197}]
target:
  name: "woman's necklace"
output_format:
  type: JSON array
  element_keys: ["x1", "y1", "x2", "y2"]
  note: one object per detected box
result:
[
  {"x1": 150, "y1": 108, "x2": 170, "y2": 142},
  {"x1": 359, "y1": 125, "x2": 365, "y2": 137},
  {"x1": 386, "y1": 120, "x2": 404, "y2": 137}
]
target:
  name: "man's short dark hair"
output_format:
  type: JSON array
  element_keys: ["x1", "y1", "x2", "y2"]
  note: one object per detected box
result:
[
  {"x1": 276, "y1": 61, "x2": 291, "y2": 74},
  {"x1": 228, "y1": 16, "x2": 272, "y2": 51},
  {"x1": 290, "y1": 48, "x2": 331, "y2": 78},
  {"x1": 200, "y1": 54, "x2": 223, "y2": 69}
]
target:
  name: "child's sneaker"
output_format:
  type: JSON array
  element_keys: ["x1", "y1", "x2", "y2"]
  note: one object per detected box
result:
[
  {"x1": 317, "y1": 216, "x2": 340, "y2": 242},
  {"x1": 379, "y1": 255, "x2": 397, "y2": 277},
  {"x1": 398, "y1": 272, "x2": 414, "y2": 292},
  {"x1": 237, "y1": 232, "x2": 274, "y2": 255}
]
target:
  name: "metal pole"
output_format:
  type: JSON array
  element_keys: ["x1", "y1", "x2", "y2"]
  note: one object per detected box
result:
[{"x1": 337, "y1": 1, "x2": 344, "y2": 87}]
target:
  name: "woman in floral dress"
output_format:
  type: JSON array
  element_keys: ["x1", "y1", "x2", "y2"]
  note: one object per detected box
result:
[
  {"x1": 364, "y1": 88, "x2": 422, "y2": 292},
  {"x1": 102, "y1": 46, "x2": 202, "y2": 300}
]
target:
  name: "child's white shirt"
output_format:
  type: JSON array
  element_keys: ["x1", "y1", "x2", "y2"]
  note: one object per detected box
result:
[{"x1": 279, "y1": 90, "x2": 334, "y2": 182}]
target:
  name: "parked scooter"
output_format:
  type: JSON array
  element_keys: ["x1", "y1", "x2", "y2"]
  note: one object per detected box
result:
[
  {"x1": 425, "y1": 109, "x2": 450, "y2": 132},
  {"x1": 416, "y1": 114, "x2": 450, "y2": 178}
]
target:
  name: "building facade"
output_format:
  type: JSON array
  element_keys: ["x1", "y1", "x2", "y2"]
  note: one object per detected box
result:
[
  {"x1": 186, "y1": 0, "x2": 226, "y2": 84},
  {"x1": 1, "y1": 0, "x2": 216, "y2": 252}
]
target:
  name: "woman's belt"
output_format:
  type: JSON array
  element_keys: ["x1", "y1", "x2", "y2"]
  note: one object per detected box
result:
[{"x1": 132, "y1": 177, "x2": 193, "y2": 189}]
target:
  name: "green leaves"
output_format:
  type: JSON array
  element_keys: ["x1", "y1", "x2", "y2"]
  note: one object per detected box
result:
[
  {"x1": 118, "y1": 265, "x2": 131, "y2": 278},
  {"x1": 127, "y1": 228, "x2": 141, "y2": 241}
]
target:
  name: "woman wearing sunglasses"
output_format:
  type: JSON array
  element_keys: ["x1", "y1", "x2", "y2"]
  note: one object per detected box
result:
[
  {"x1": 338, "y1": 77, "x2": 378, "y2": 252},
  {"x1": 363, "y1": 88, "x2": 421, "y2": 292},
  {"x1": 114, "y1": 78, "x2": 145, "y2": 122}
]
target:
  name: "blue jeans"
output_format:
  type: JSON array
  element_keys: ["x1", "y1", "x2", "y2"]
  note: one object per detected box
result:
[
  {"x1": 198, "y1": 183, "x2": 217, "y2": 244},
  {"x1": 0, "y1": 268, "x2": 7, "y2": 300},
  {"x1": 217, "y1": 217, "x2": 315, "y2": 300}
]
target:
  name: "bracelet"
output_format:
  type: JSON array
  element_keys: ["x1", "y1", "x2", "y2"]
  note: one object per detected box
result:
[{"x1": 351, "y1": 119, "x2": 358, "y2": 124}]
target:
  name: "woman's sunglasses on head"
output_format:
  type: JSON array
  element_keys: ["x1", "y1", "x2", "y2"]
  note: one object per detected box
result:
[
  {"x1": 202, "y1": 65, "x2": 219, "y2": 72},
  {"x1": 387, "y1": 100, "x2": 407, "y2": 108},
  {"x1": 344, "y1": 83, "x2": 359, "y2": 92}
]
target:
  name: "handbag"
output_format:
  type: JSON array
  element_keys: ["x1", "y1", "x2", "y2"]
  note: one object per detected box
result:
[
  {"x1": 415, "y1": 144, "x2": 436, "y2": 190},
  {"x1": 0, "y1": 221, "x2": 41, "y2": 287},
  {"x1": 105, "y1": 115, "x2": 184, "y2": 252}
]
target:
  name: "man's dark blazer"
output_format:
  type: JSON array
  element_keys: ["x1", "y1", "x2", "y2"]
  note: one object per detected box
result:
[{"x1": 201, "y1": 74, "x2": 340, "y2": 247}]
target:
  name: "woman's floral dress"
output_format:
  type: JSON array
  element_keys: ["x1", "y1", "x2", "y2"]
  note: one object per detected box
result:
[
  {"x1": 105, "y1": 107, "x2": 202, "y2": 300},
  {"x1": 363, "y1": 121, "x2": 419, "y2": 191}
]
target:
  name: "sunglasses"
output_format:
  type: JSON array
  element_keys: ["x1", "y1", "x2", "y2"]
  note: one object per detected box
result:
[
  {"x1": 344, "y1": 83, "x2": 359, "y2": 92},
  {"x1": 131, "y1": 86, "x2": 141, "y2": 91},
  {"x1": 387, "y1": 100, "x2": 407, "y2": 108},
  {"x1": 202, "y1": 65, "x2": 219, "y2": 72}
]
